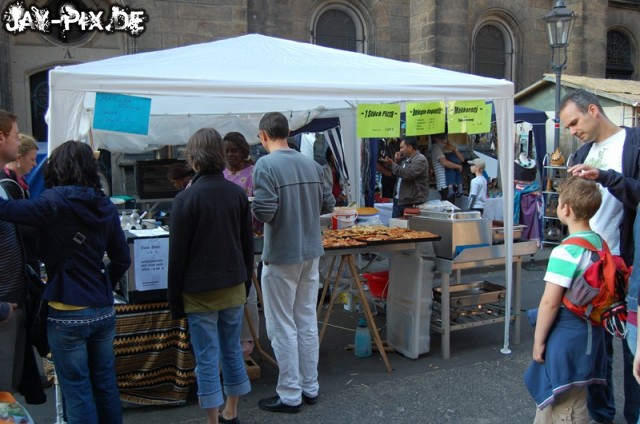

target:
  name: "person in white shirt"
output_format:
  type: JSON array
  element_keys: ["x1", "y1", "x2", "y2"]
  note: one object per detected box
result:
[
  {"x1": 467, "y1": 158, "x2": 487, "y2": 214},
  {"x1": 560, "y1": 88, "x2": 640, "y2": 424}
]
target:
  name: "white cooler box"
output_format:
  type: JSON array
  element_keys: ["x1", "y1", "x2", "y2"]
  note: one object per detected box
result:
[{"x1": 386, "y1": 251, "x2": 434, "y2": 359}]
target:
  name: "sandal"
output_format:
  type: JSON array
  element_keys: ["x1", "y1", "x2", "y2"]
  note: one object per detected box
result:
[{"x1": 218, "y1": 413, "x2": 240, "y2": 424}]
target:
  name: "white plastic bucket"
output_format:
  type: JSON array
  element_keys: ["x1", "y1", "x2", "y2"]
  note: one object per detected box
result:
[
  {"x1": 332, "y1": 208, "x2": 358, "y2": 229},
  {"x1": 357, "y1": 213, "x2": 380, "y2": 225}
]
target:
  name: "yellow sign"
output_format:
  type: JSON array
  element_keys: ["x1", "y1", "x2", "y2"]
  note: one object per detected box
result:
[
  {"x1": 357, "y1": 104, "x2": 401, "y2": 138},
  {"x1": 405, "y1": 101, "x2": 446, "y2": 136},
  {"x1": 447, "y1": 100, "x2": 492, "y2": 134}
]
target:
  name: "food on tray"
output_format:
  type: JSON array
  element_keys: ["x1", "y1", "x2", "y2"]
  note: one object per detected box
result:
[
  {"x1": 322, "y1": 237, "x2": 367, "y2": 249},
  {"x1": 322, "y1": 225, "x2": 438, "y2": 246},
  {"x1": 356, "y1": 207, "x2": 378, "y2": 216}
]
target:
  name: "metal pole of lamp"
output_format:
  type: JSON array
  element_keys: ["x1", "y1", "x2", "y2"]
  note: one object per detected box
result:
[
  {"x1": 522, "y1": 1, "x2": 577, "y2": 272},
  {"x1": 542, "y1": 0, "x2": 577, "y2": 151}
]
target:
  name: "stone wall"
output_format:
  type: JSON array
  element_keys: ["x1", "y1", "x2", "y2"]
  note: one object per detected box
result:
[{"x1": 1, "y1": 0, "x2": 638, "y2": 127}]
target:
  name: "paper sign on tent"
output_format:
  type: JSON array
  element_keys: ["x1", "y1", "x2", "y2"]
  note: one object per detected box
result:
[
  {"x1": 357, "y1": 104, "x2": 400, "y2": 138},
  {"x1": 405, "y1": 101, "x2": 446, "y2": 136},
  {"x1": 447, "y1": 100, "x2": 491, "y2": 134},
  {"x1": 93, "y1": 92, "x2": 151, "y2": 135}
]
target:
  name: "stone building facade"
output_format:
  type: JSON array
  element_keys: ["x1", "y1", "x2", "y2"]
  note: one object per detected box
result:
[{"x1": 1, "y1": 0, "x2": 639, "y2": 141}]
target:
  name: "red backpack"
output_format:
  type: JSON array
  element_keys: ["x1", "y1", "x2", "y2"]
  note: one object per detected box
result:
[{"x1": 561, "y1": 237, "x2": 630, "y2": 337}]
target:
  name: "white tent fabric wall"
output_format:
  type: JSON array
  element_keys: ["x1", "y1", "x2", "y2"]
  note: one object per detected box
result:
[{"x1": 47, "y1": 34, "x2": 516, "y2": 352}]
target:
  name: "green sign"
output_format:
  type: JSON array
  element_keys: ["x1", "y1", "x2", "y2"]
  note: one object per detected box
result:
[
  {"x1": 447, "y1": 100, "x2": 491, "y2": 134},
  {"x1": 405, "y1": 101, "x2": 446, "y2": 136},
  {"x1": 357, "y1": 104, "x2": 401, "y2": 138}
]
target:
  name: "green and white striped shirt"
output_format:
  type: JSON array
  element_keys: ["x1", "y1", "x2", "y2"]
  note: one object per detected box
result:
[{"x1": 543, "y1": 231, "x2": 603, "y2": 289}]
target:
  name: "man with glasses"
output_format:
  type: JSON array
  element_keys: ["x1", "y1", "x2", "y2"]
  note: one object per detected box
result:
[{"x1": 561, "y1": 90, "x2": 640, "y2": 424}]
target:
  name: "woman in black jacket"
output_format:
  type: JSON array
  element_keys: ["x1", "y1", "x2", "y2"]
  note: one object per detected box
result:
[{"x1": 168, "y1": 128, "x2": 253, "y2": 424}]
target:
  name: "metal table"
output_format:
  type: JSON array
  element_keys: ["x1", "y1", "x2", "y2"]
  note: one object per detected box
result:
[{"x1": 431, "y1": 240, "x2": 538, "y2": 359}]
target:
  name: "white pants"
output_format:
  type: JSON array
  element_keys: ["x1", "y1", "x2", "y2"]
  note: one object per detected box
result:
[{"x1": 262, "y1": 258, "x2": 320, "y2": 406}]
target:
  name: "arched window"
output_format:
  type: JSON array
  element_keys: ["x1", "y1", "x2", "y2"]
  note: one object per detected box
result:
[
  {"x1": 312, "y1": 5, "x2": 365, "y2": 53},
  {"x1": 606, "y1": 30, "x2": 634, "y2": 80},
  {"x1": 472, "y1": 20, "x2": 515, "y2": 82},
  {"x1": 29, "y1": 69, "x2": 50, "y2": 143}
]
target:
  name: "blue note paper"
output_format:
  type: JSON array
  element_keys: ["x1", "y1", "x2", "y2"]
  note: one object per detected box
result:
[{"x1": 93, "y1": 92, "x2": 151, "y2": 135}]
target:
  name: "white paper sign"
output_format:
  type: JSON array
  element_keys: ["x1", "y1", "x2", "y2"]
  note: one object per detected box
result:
[{"x1": 133, "y1": 237, "x2": 169, "y2": 291}]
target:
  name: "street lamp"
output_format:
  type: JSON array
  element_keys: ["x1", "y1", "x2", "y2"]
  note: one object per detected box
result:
[{"x1": 542, "y1": 0, "x2": 577, "y2": 150}]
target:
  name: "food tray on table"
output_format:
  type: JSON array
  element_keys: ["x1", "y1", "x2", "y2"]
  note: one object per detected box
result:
[
  {"x1": 352, "y1": 234, "x2": 441, "y2": 245},
  {"x1": 433, "y1": 281, "x2": 505, "y2": 308},
  {"x1": 322, "y1": 238, "x2": 368, "y2": 250},
  {"x1": 322, "y1": 225, "x2": 440, "y2": 249},
  {"x1": 491, "y1": 221, "x2": 526, "y2": 243}
]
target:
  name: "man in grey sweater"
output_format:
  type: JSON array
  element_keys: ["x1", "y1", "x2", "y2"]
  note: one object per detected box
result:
[{"x1": 252, "y1": 112, "x2": 335, "y2": 413}]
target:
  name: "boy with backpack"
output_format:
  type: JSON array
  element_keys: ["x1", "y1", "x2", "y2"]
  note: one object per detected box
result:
[{"x1": 525, "y1": 177, "x2": 610, "y2": 423}]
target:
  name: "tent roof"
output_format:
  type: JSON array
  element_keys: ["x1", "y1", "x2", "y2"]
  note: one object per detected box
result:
[
  {"x1": 48, "y1": 34, "x2": 514, "y2": 151},
  {"x1": 492, "y1": 105, "x2": 548, "y2": 125},
  {"x1": 51, "y1": 33, "x2": 513, "y2": 108}
]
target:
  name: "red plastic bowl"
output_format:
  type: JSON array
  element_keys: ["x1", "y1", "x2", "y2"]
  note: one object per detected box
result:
[{"x1": 363, "y1": 271, "x2": 389, "y2": 299}]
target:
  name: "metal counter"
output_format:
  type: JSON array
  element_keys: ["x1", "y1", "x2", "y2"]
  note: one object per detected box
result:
[{"x1": 430, "y1": 241, "x2": 538, "y2": 359}]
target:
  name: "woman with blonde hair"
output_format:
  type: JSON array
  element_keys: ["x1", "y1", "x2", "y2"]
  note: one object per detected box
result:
[{"x1": 2, "y1": 133, "x2": 39, "y2": 198}]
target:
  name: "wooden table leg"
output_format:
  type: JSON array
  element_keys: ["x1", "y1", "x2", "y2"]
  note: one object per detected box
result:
[
  {"x1": 317, "y1": 255, "x2": 337, "y2": 317},
  {"x1": 318, "y1": 257, "x2": 347, "y2": 344},
  {"x1": 244, "y1": 305, "x2": 277, "y2": 367},
  {"x1": 346, "y1": 255, "x2": 392, "y2": 373},
  {"x1": 251, "y1": 268, "x2": 264, "y2": 309},
  {"x1": 248, "y1": 264, "x2": 279, "y2": 367}
]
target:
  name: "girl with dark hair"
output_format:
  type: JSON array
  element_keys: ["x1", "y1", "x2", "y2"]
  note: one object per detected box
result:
[
  {"x1": 169, "y1": 128, "x2": 253, "y2": 424},
  {"x1": 223, "y1": 132, "x2": 254, "y2": 196},
  {"x1": 167, "y1": 162, "x2": 195, "y2": 190},
  {"x1": 0, "y1": 140, "x2": 131, "y2": 424}
]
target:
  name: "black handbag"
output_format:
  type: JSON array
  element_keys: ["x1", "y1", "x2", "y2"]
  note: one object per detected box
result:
[{"x1": 25, "y1": 264, "x2": 49, "y2": 357}]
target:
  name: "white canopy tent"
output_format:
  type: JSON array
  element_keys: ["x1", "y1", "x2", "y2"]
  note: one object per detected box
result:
[{"x1": 47, "y1": 33, "x2": 517, "y2": 353}]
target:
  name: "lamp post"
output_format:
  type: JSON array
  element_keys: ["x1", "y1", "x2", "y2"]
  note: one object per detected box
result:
[{"x1": 542, "y1": 0, "x2": 576, "y2": 151}]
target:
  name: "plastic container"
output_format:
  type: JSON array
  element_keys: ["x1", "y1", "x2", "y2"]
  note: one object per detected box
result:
[
  {"x1": 129, "y1": 210, "x2": 141, "y2": 229},
  {"x1": 354, "y1": 317, "x2": 372, "y2": 358},
  {"x1": 356, "y1": 207, "x2": 379, "y2": 225},
  {"x1": 386, "y1": 252, "x2": 434, "y2": 359},
  {"x1": 332, "y1": 207, "x2": 358, "y2": 229},
  {"x1": 363, "y1": 270, "x2": 389, "y2": 299}
]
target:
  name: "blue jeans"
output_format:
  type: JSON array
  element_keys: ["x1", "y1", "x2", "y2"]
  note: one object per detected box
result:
[
  {"x1": 392, "y1": 198, "x2": 406, "y2": 218},
  {"x1": 627, "y1": 324, "x2": 637, "y2": 356},
  {"x1": 47, "y1": 306, "x2": 121, "y2": 424},
  {"x1": 588, "y1": 332, "x2": 640, "y2": 424},
  {"x1": 187, "y1": 306, "x2": 251, "y2": 409}
]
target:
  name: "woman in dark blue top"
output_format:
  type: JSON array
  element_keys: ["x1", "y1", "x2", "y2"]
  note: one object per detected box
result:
[{"x1": 0, "y1": 140, "x2": 130, "y2": 424}]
